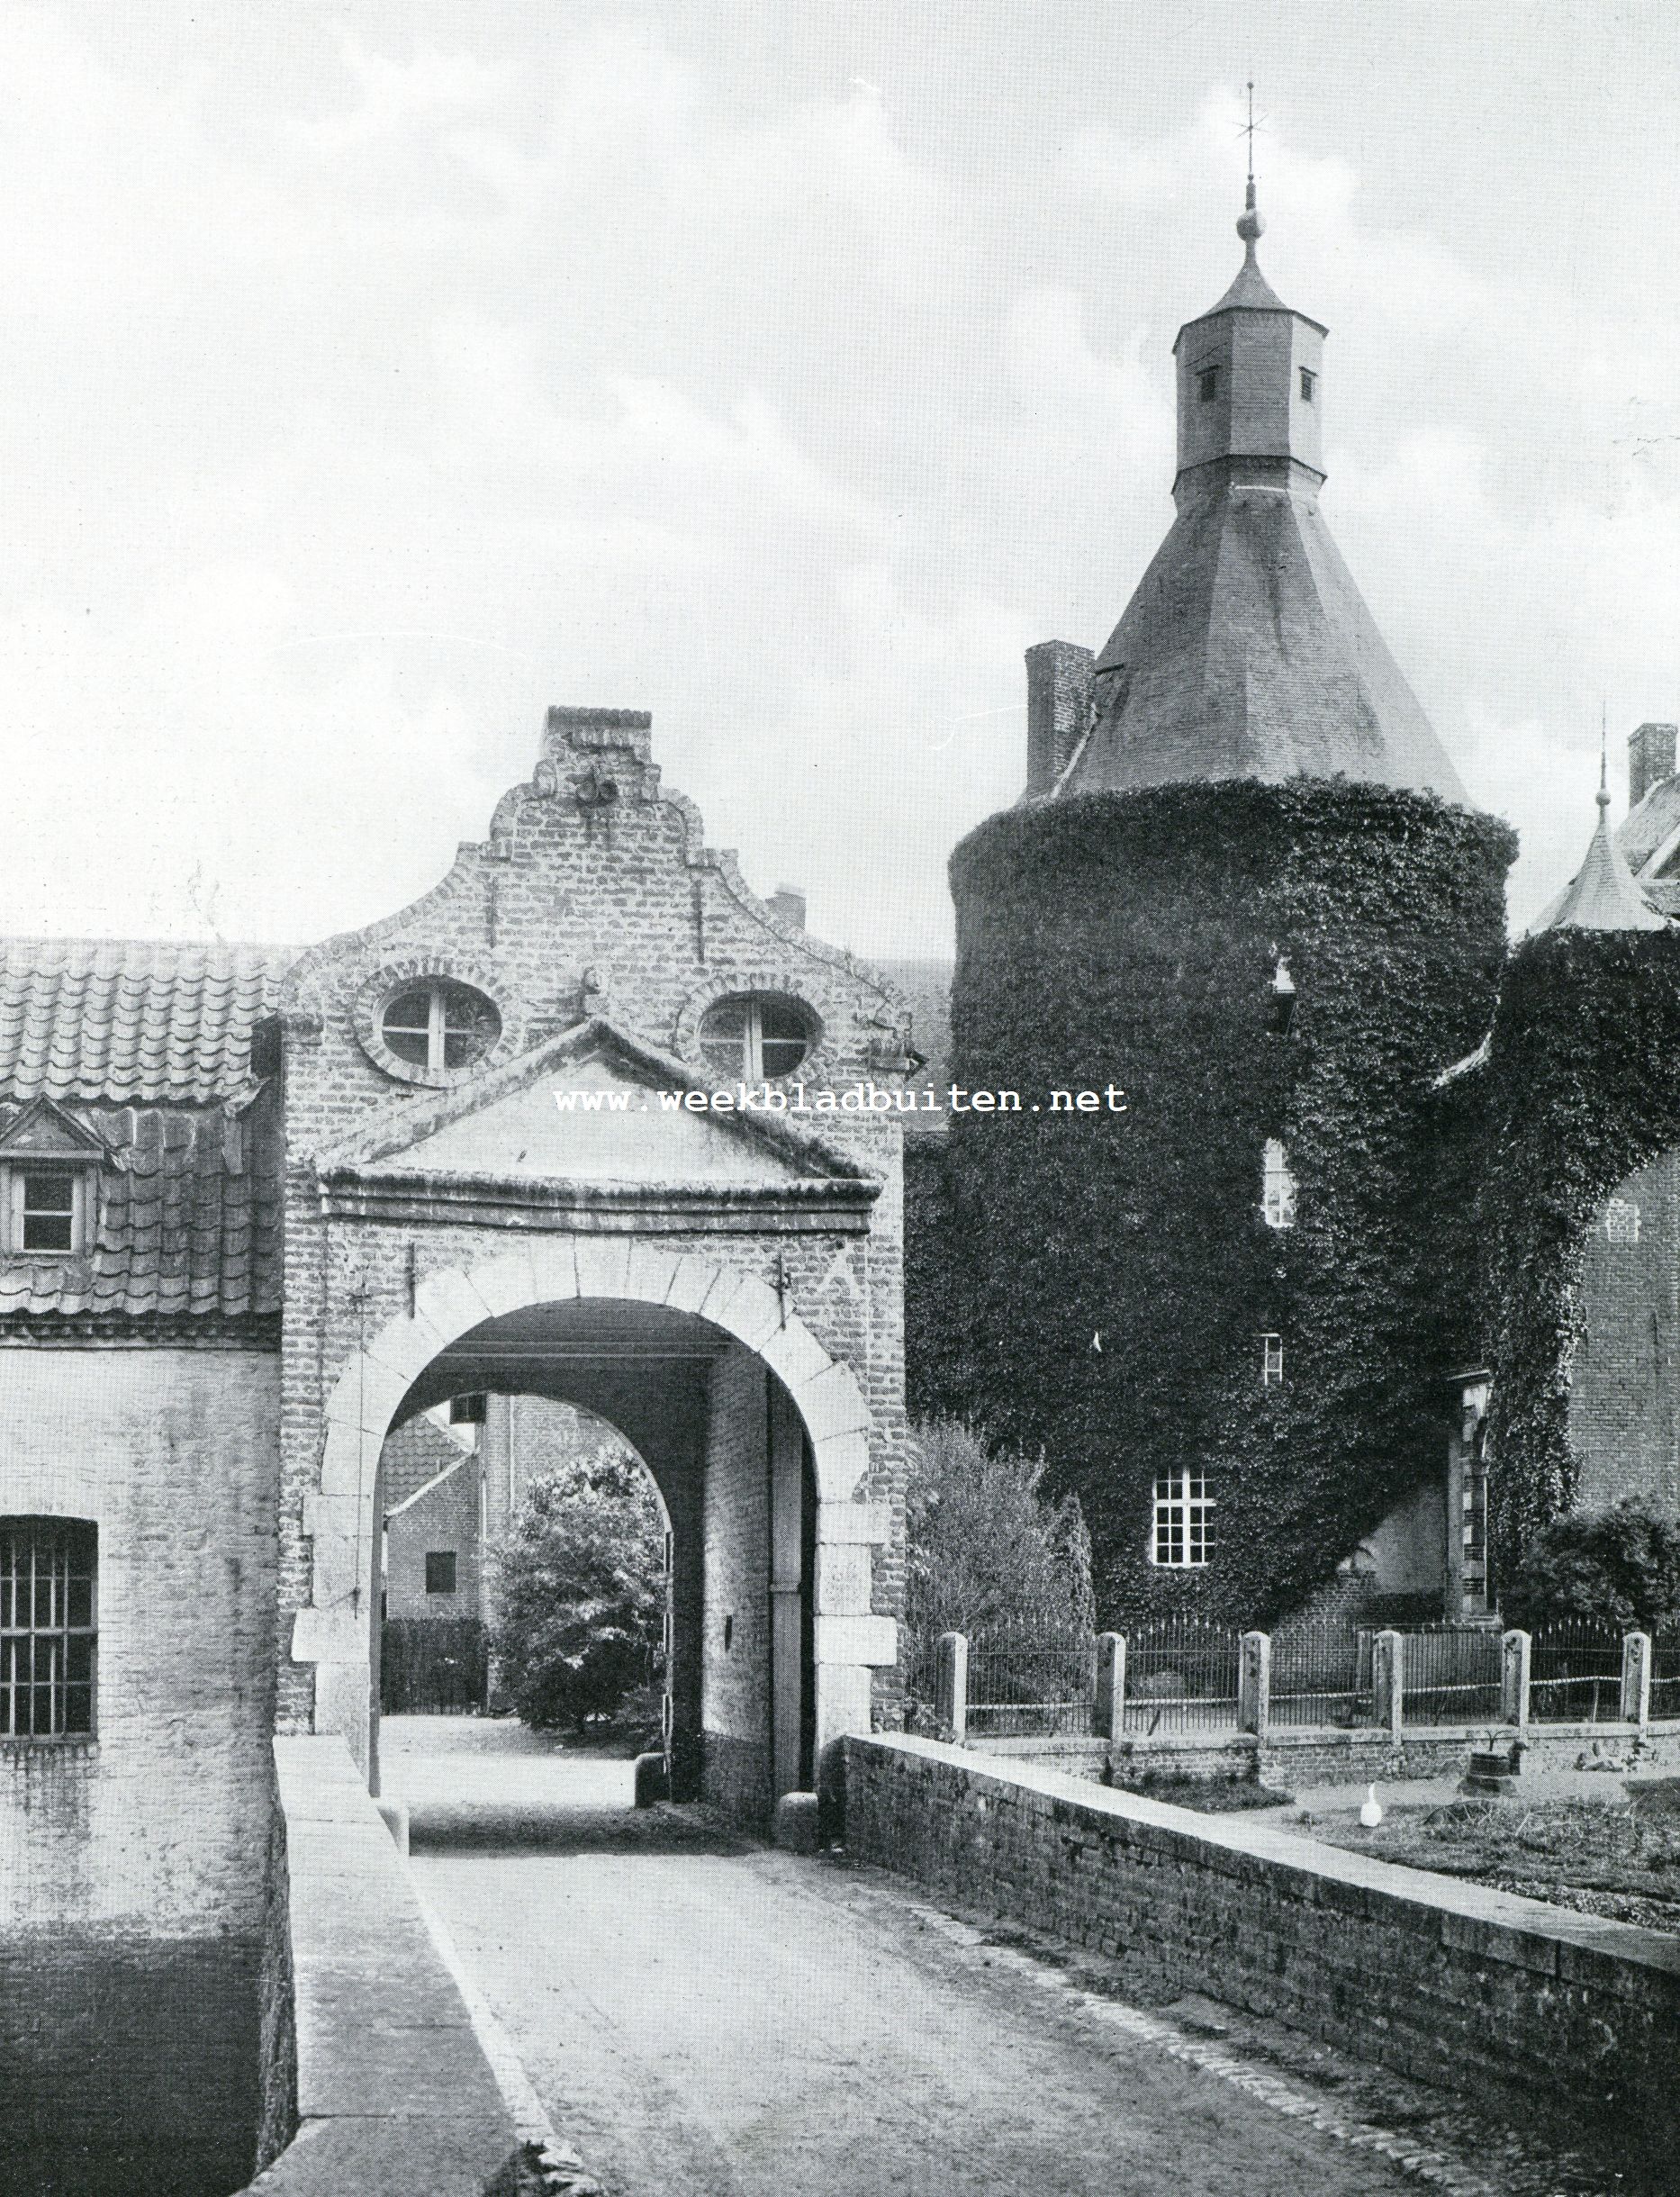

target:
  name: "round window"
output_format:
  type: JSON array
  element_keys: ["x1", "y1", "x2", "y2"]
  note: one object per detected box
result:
[
  {"x1": 698, "y1": 993, "x2": 814, "y2": 1081},
  {"x1": 380, "y1": 980, "x2": 501, "y2": 1078}
]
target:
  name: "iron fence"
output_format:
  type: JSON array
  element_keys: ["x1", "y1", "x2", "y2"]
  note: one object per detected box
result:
[
  {"x1": 1527, "y1": 1618, "x2": 1623, "y2": 1723},
  {"x1": 966, "y1": 1637, "x2": 1095, "y2": 1737},
  {"x1": 1123, "y1": 1616, "x2": 1242, "y2": 1733},
  {"x1": 1396, "y1": 1623, "x2": 1503, "y2": 1724},
  {"x1": 1269, "y1": 1619, "x2": 1372, "y2": 1727}
]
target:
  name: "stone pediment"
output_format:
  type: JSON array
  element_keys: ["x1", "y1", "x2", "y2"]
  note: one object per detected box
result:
[
  {"x1": 0, "y1": 1094, "x2": 116, "y2": 1164},
  {"x1": 313, "y1": 1017, "x2": 877, "y2": 1228}
]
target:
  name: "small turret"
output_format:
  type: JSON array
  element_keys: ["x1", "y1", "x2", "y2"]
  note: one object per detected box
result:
[
  {"x1": 1531, "y1": 751, "x2": 1667, "y2": 935},
  {"x1": 1172, "y1": 177, "x2": 1326, "y2": 495}
]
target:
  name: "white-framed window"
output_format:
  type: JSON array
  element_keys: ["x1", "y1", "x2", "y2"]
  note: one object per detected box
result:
[
  {"x1": 1261, "y1": 1139, "x2": 1297, "y2": 1230},
  {"x1": 698, "y1": 993, "x2": 814, "y2": 1081},
  {"x1": 3, "y1": 1165, "x2": 91, "y2": 1256},
  {"x1": 1605, "y1": 1198, "x2": 1641, "y2": 1245},
  {"x1": 1151, "y1": 1471, "x2": 1214, "y2": 1568},
  {"x1": 380, "y1": 981, "x2": 501, "y2": 1077},
  {"x1": 1, "y1": 1518, "x2": 97, "y2": 1738},
  {"x1": 1261, "y1": 1333, "x2": 1284, "y2": 1387}
]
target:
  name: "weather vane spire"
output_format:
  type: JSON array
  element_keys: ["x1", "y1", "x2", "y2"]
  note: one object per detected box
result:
[
  {"x1": 1245, "y1": 78, "x2": 1257, "y2": 187},
  {"x1": 1600, "y1": 702, "x2": 1612, "y2": 810},
  {"x1": 1236, "y1": 78, "x2": 1265, "y2": 249}
]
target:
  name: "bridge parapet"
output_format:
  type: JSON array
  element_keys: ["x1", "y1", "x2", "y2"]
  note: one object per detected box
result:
[{"x1": 237, "y1": 1737, "x2": 521, "y2": 2195}]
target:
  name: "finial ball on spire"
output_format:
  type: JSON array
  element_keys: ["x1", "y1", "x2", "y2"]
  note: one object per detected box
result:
[{"x1": 1237, "y1": 195, "x2": 1265, "y2": 245}]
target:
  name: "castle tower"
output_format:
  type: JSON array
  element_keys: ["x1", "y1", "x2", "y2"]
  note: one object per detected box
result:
[{"x1": 934, "y1": 180, "x2": 1514, "y2": 1624}]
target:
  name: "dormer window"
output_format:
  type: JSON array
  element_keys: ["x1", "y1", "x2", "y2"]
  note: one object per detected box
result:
[
  {"x1": 1261, "y1": 1139, "x2": 1297, "y2": 1230},
  {"x1": 380, "y1": 981, "x2": 501, "y2": 1078},
  {"x1": 14, "y1": 1169, "x2": 80, "y2": 1253},
  {"x1": 1198, "y1": 366, "x2": 1220, "y2": 405},
  {"x1": 0, "y1": 1140, "x2": 101, "y2": 1258},
  {"x1": 1299, "y1": 367, "x2": 1316, "y2": 402}
]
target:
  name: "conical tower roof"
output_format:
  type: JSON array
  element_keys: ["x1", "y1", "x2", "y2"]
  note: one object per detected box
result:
[
  {"x1": 1056, "y1": 186, "x2": 1466, "y2": 805},
  {"x1": 1530, "y1": 761, "x2": 1668, "y2": 935}
]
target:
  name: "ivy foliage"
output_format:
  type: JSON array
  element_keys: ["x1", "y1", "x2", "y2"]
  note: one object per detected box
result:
[
  {"x1": 1478, "y1": 929, "x2": 1680, "y2": 1568},
  {"x1": 932, "y1": 778, "x2": 1513, "y2": 1624}
]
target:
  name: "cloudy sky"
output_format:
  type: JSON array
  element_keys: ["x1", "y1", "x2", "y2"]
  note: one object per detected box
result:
[{"x1": 3, "y1": 1, "x2": 1678, "y2": 956}]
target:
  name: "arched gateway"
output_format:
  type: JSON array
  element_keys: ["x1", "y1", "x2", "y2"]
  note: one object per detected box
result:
[
  {"x1": 276, "y1": 705, "x2": 913, "y2": 1822},
  {"x1": 299, "y1": 1241, "x2": 890, "y2": 1807}
]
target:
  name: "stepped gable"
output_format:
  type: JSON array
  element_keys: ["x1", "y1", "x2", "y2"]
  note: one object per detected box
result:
[
  {"x1": 0, "y1": 937, "x2": 296, "y2": 1333},
  {"x1": 1059, "y1": 185, "x2": 1466, "y2": 805}
]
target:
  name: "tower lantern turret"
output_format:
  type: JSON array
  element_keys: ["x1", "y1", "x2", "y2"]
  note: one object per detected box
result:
[{"x1": 1172, "y1": 180, "x2": 1326, "y2": 496}]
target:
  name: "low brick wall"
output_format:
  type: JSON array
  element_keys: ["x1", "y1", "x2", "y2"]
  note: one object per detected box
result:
[
  {"x1": 842, "y1": 1733, "x2": 1680, "y2": 2168},
  {"x1": 237, "y1": 1737, "x2": 521, "y2": 2197},
  {"x1": 969, "y1": 1720, "x2": 1680, "y2": 1788}
]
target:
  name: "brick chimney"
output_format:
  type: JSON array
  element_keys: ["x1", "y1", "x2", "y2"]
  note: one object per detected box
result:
[
  {"x1": 1025, "y1": 641, "x2": 1094, "y2": 798},
  {"x1": 1630, "y1": 721, "x2": 1677, "y2": 809},
  {"x1": 768, "y1": 884, "x2": 807, "y2": 929}
]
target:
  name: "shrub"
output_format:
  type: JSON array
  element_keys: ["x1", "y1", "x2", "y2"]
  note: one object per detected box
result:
[
  {"x1": 902, "y1": 1417, "x2": 1096, "y2": 1707},
  {"x1": 490, "y1": 1451, "x2": 665, "y2": 1732},
  {"x1": 1504, "y1": 1500, "x2": 1680, "y2": 1633}
]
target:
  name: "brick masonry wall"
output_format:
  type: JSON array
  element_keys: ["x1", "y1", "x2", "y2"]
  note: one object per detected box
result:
[
  {"x1": 971, "y1": 1728, "x2": 1492, "y2": 1788},
  {"x1": 384, "y1": 1451, "x2": 480, "y2": 1622},
  {"x1": 842, "y1": 1733, "x2": 1680, "y2": 2166},
  {"x1": 0, "y1": 1346, "x2": 278, "y2": 1934},
  {"x1": 272, "y1": 708, "x2": 908, "y2": 1763},
  {"x1": 701, "y1": 1343, "x2": 772, "y2": 1821},
  {"x1": 1573, "y1": 1149, "x2": 1680, "y2": 1514},
  {"x1": 1, "y1": 1932, "x2": 264, "y2": 2197}
]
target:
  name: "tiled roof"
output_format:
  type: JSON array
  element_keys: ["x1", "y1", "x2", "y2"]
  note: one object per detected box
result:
[
  {"x1": 0, "y1": 940, "x2": 293, "y2": 1332},
  {"x1": 0, "y1": 1096, "x2": 283, "y2": 1327},
  {"x1": 0, "y1": 938, "x2": 295, "y2": 1106}
]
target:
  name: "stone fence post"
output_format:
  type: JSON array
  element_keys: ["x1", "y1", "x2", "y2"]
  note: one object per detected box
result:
[
  {"x1": 1621, "y1": 1632, "x2": 1652, "y2": 1729},
  {"x1": 1238, "y1": 1631, "x2": 1271, "y2": 1739},
  {"x1": 936, "y1": 1631, "x2": 969, "y2": 1745},
  {"x1": 1502, "y1": 1629, "x2": 1531, "y2": 1730},
  {"x1": 1094, "y1": 1632, "x2": 1125, "y2": 1741},
  {"x1": 1372, "y1": 1629, "x2": 1405, "y2": 1738}
]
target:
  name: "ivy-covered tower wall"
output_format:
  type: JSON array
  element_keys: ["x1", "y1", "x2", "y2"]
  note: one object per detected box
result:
[
  {"x1": 1479, "y1": 928, "x2": 1680, "y2": 1577},
  {"x1": 945, "y1": 780, "x2": 1513, "y2": 1619}
]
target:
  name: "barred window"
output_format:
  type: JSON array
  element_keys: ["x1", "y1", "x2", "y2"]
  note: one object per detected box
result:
[
  {"x1": 1198, "y1": 366, "x2": 1219, "y2": 403},
  {"x1": 1151, "y1": 1471, "x2": 1214, "y2": 1568},
  {"x1": 1, "y1": 1519, "x2": 96, "y2": 1738},
  {"x1": 1261, "y1": 1139, "x2": 1297, "y2": 1229}
]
